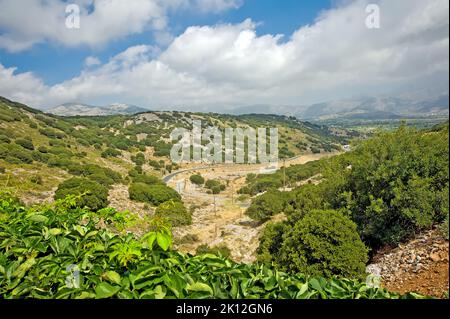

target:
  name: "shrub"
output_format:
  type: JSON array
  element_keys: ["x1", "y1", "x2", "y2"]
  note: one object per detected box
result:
[
  {"x1": 129, "y1": 183, "x2": 181, "y2": 205},
  {"x1": 246, "y1": 191, "x2": 286, "y2": 221},
  {"x1": 38, "y1": 146, "x2": 49, "y2": 153},
  {"x1": 32, "y1": 150, "x2": 50, "y2": 163},
  {"x1": 149, "y1": 160, "x2": 161, "y2": 170},
  {"x1": 131, "y1": 174, "x2": 161, "y2": 185},
  {"x1": 189, "y1": 174, "x2": 205, "y2": 186},
  {"x1": 0, "y1": 167, "x2": 5, "y2": 174},
  {"x1": 0, "y1": 135, "x2": 10, "y2": 144},
  {"x1": 55, "y1": 177, "x2": 109, "y2": 211},
  {"x1": 274, "y1": 210, "x2": 368, "y2": 279},
  {"x1": 15, "y1": 138, "x2": 34, "y2": 150},
  {"x1": 131, "y1": 152, "x2": 146, "y2": 166},
  {"x1": 155, "y1": 200, "x2": 191, "y2": 226},
  {"x1": 101, "y1": 148, "x2": 121, "y2": 158}
]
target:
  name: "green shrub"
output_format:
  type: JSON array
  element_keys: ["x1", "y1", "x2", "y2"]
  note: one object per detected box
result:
[
  {"x1": 131, "y1": 152, "x2": 146, "y2": 166},
  {"x1": 190, "y1": 174, "x2": 205, "y2": 185},
  {"x1": 273, "y1": 210, "x2": 368, "y2": 279},
  {"x1": 0, "y1": 167, "x2": 5, "y2": 174},
  {"x1": 131, "y1": 174, "x2": 161, "y2": 185},
  {"x1": 246, "y1": 191, "x2": 286, "y2": 221},
  {"x1": 0, "y1": 135, "x2": 11, "y2": 144},
  {"x1": 15, "y1": 138, "x2": 34, "y2": 150},
  {"x1": 439, "y1": 213, "x2": 449, "y2": 240},
  {"x1": 129, "y1": 183, "x2": 181, "y2": 205},
  {"x1": 101, "y1": 148, "x2": 121, "y2": 158},
  {"x1": 55, "y1": 177, "x2": 109, "y2": 211},
  {"x1": 38, "y1": 146, "x2": 49, "y2": 153},
  {"x1": 149, "y1": 160, "x2": 161, "y2": 169},
  {"x1": 32, "y1": 151, "x2": 50, "y2": 163},
  {"x1": 155, "y1": 200, "x2": 191, "y2": 226}
]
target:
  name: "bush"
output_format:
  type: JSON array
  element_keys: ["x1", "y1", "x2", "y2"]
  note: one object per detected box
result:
[
  {"x1": 268, "y1": 210, "x2": 368, "y2": 279},
  {"x1": 131, "y1": 152, "x2": 146, "y2": 166},
  {"x1": 101, "y1": 148, "x2": 121, "y2": 158},
  {"x1": 155, "y1": 200, "x2": 191, "y2": 226},
  {"x1": 0, "y1": 167, "x2": 5, "y2": 174},
  {"x1": 0, "y1": 135, "x2": 11, "y2": 144},
  {"x1": 246, "y1": 191, "x2": 286, "y2": 221},
  {"x1": 15, "y1": 138, "x2": 34, "y2": 150},
  {"x1": 55, "y1": 177, "x2": 109, "y2": 211},
  {"x1": 129, "y1": 183, "x2": 181, "y2": 205},
  {"x1": 38, "y1": 146, "x2": 49, "y2": 153},
  {"x1": 189, "y1": 174, "x2": 205, "y2": 185},
  {"x1": 131, "y1": 174, "x2": 161, "y2": 185},
  {"x1": 149, "y1": 160, "x2": 161, "y2": 170},
  {"x1": 32, "y1": 150, "x2": 50, "y2": 163}
]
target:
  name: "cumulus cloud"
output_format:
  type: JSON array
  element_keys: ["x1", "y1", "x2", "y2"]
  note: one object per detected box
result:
[
  {"x1": 0, "y1": 0, "x2": 448, "y2": 110},
  {"x1": 0, "y1": 0, "x2": 243, "y2": 52}
]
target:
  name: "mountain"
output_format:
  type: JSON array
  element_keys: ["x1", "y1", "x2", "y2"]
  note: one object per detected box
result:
[
  {"x1": 46, "y1": 103, "x2": 148, "y2": 116},
  {"x1": 228, "y1": 93, "x2": 449, "y2": 122},
  {"x1": 296, "y1": 94, "x2": 449, "y2": 121}
]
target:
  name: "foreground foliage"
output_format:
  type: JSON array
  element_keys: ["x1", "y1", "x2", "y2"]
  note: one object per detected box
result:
[
  {"x1": 255, "y1": 125, "x2": 449, "y2": 275},
  {"x1": 0, "y1": 194, "x2": 426, "y2": 299}
]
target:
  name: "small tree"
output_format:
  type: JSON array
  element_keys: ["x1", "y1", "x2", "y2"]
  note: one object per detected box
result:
[
  {"x1": 278, "y1": 210, "x2": 368, "y2": 279},
  {"x1": 155, "y1": 200, "x2": 191, "y2": 226},
  {"x1": 190, "y1": 174, "x2": 205, "y2": 186}
]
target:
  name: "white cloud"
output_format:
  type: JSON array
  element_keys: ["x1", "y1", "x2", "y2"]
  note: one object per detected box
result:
[
  {"x1": 84, "y1": 56, "x2": 101, "y2": 67},
  {"x1": 0, "y1": 0, "x2": 448, "y2": 110},
  {"x1": 0, "y1": 0, "x2": 243, "y2": 52}
]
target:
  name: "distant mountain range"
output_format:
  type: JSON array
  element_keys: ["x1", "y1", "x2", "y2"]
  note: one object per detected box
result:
[
  {"x1": 46, "y1": 103, "x2": 148, "y2": 116},
  {"x1": 47, "y1": 92, "x2": 449, "y2": 120},
  {"x1": 231, "y1": 94, "x2": 449, "y2": 121}
]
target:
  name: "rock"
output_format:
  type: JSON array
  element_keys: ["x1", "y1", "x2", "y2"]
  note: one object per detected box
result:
[{"x1": 430, "y1": 253, "x2": 441, "y2": 262}]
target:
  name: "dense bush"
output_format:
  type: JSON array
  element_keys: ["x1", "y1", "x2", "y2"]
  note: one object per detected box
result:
[
  {"x1": 131, "y1": 152, "x2": 146, "y2": 166},
  {"x1": 155, "y1": 200, "x2": 191, "y2": 226},
  {"x1": 14, "y1": 138, "x2": 34, "y2": 150},
  {"x1": 131, "y1": 173, "x2": 161, "y2": 185},
  {"x1": 246, "y1": 191, "x2": 287, "y2": 221},
  {"x1": 190, "y1": 174, "x2": 205, "y2": 185},
  {"x1": 259, "y1": 210, "x2": 368, "y2": 279},
  {"x1": 0, "y1": 144, "x2": 33, "y2": 164},
  {"x1": 101, "y1": 148, "x2": 121, "y2": 158},
  {"x1": 129, "y1": 183, "x2": 181, "y2": 205},
  {"x1": 54, "y1": 177, "x2": 109, "y2": 211},
  {"x1": 0, "y1": 135, "x2": 10, "y2": 144}
]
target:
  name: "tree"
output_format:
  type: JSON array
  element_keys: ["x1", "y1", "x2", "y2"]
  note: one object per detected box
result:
[
  {"x1": 277, "y1": 210, "x2": 368, "y2": 279},
  {"x1": 246, "y1": 191, "x2": 286, "y2": 221},
  {"x1": 155, "y1": 200, "x2": 191, "y2": 226},
  {"x1": 129, "y1": 183, "x2": 181, "y2": 205},
  {"x1": 55, "y1": 177, "x2": 109, "y2": 211},
  {"x1": 190, "y1": 174, "x2": 205, "y2": 186}
]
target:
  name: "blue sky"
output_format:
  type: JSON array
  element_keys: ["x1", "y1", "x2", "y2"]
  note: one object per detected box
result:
[
  {"x1": 0, "y1": 0, "x2": 332, "y2": 85},
  {"x1": 0, "y1": 0, "x2": 448, "y2": 110}
]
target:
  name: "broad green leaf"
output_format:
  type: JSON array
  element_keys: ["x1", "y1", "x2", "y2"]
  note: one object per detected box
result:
[
  {"x1": 103, "y1": 271, "x2": 121, "y2": 285},
  {"x1": 95, "y1": 282, "x2": 121, "y2": 299}
]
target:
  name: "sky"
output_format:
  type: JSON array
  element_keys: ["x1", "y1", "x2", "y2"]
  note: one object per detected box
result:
[{"x1": 0, "y1": 0, "x2": 448, "y2": 111}]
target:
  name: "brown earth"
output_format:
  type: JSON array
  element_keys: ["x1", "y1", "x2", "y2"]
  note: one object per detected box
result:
[{"x1": 368, "y1": 229, "x2": 449, "y2": 298}]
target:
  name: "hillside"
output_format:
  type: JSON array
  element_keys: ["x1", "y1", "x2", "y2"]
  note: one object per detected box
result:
[{"x1": 0, "y1": 96, "x2": 352, "y2": 207}]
